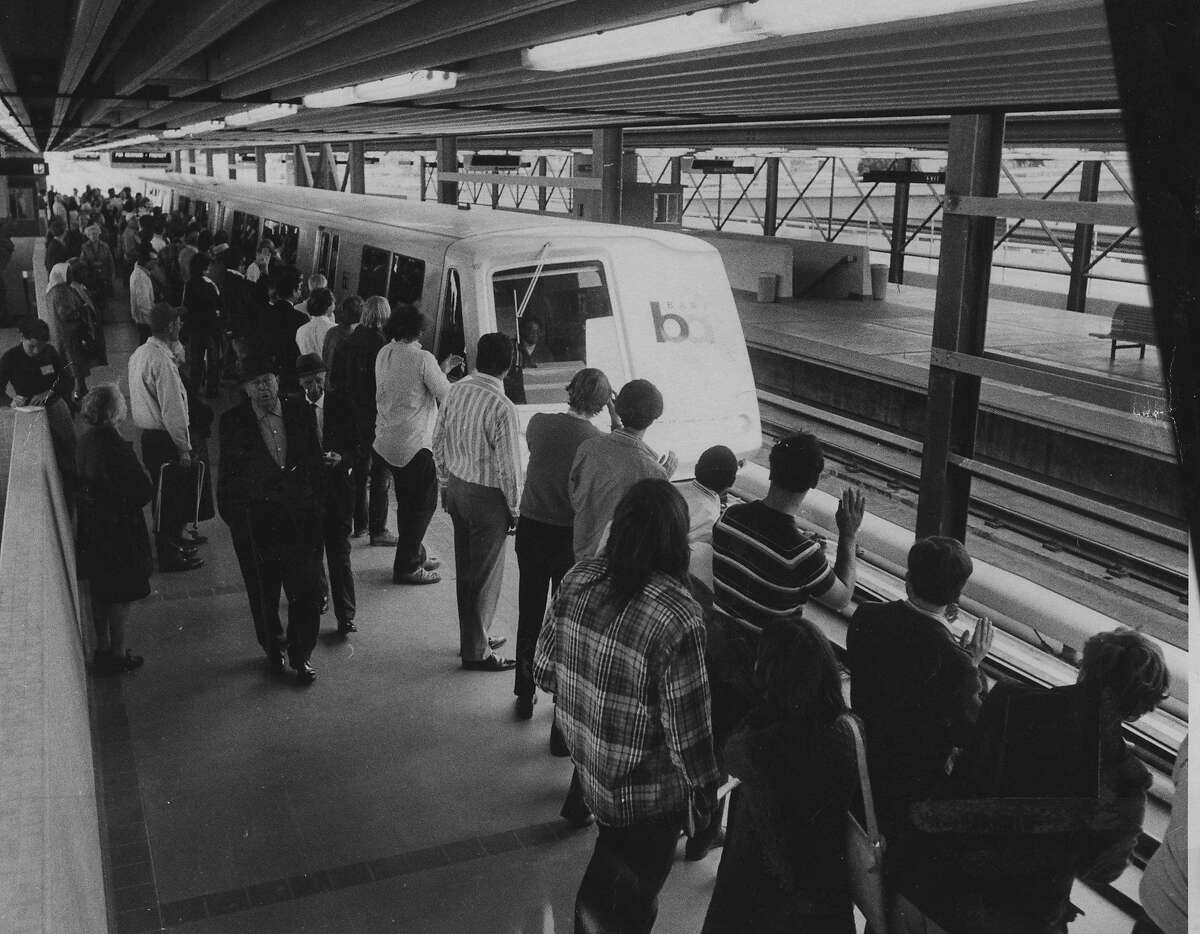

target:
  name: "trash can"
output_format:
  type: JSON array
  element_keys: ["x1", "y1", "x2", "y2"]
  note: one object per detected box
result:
[
  {"x1": 756, "y1": 272, "x2": 779, "y2": 303},
  {"x1": 870, "y1": 264, "x2": 889, "y2": 301}
]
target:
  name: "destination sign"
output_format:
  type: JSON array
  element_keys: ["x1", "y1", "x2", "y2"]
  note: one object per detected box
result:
[
  {"x1": 111, "y1": 151, "x2": 172, "y2": 166},
  {"x1": 687, "y1": 158, "x2": 754, "y2": 175},
  {"x1": 862, "y1": 170, "x2": 946, "y2": 184}
]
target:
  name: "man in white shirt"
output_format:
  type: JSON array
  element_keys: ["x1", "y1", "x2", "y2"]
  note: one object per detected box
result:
[
  {"x1": 127, "y1": 302, "x2": 202, "y2": 572},
  {"x1": 129, "y1": 242, "x2": 158, "y2": 345},
  {"x1": 295, "y1": 273, "x2": 327, "y2": 317},
  {"x1": 244, "y1": 238, "x2": 275, "y2": 283},
  {"x1": 678, "y1": 444, "x2": 740, "y2": 595},
  {"x1": 294, "y1": 287, "x2": 336, "y2": 358},
  {"x1": 432, "y1": 333, "x2": 522, "y2": 671}
]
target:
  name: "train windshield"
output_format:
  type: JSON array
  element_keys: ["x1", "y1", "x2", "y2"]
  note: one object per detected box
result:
[{"x1": 492, "y1": 262, "x2": 613, "y2": 405}]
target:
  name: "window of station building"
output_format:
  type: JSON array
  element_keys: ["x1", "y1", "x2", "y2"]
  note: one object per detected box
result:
[
  {"x1": 653, "y1": 192, "x2": 681, "y2": 225},
  {"x1": 231, "y1": 210, "x2": 261, "y2": 261},
  {"x1": 492, "y1": 261, "x2": 613, "y2": 405},
  {"x1": 262, "y1": 218, "x2": 299, "y2": 266},
  {"x1": 316, "y1": 230, "x2": 340, "y2": 286}
]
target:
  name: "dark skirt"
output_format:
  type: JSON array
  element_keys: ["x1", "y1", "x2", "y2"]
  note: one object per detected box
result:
[{"x1": 78, "y1": 503, "x2": 153, "y2": 604}]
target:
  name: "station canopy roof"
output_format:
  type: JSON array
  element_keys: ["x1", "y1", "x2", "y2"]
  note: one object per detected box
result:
[{"x1": 0, "y1": 0, "x2": 1124, "y2": 155}]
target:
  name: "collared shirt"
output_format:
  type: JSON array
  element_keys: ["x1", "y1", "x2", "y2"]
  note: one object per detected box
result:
[
  {"x1": 252, "y1": 399, "x2": 287, "y2": 467},
  {"x1": 534, "y1": 557, "x2": 719, "y2": 827},
  {"x1": 295, "y1": 314, "x2": 336, "y2": 360},
  {"x1": 374, "y1": 340, "x2": 451, "y2": 468},
  {"x1": 902, "y1": 598, "x2": 957, "y2": 639},
  {"x1": 568, "y1": 430, "x2": 667, "y2": 560},
  {"x1": 127, "y1": 336, "x2": 190, "y2": 454},
  {"x1": 432, "y1": 372, "x2": 522, "y2": 514},
  {"x1": 129, "y1": 263, "x2": 155, "y2": 326},
  {"x1": 711, "y1": 500, "x2": 834, "y2": 626}
]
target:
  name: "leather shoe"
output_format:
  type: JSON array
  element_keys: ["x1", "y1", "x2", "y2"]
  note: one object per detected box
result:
[
  {"x1": 393, "y1": 567, "x2": 440, "y2": 585},
  {"x1": 179, "y1": 528, "x2": 208, "y2": 545},
  {"x1": 422, "y1": 554, "x2": 442, "y2": 571},
  {"x1": 293, "y1": 660, "x2": 317, "y2": 684},
  {"x1": 160, "y1": 554, "x2": 203, "y2": 572},
  {"x1": 351, "y1": 528, "x2": 368, "y2": 539},
  {"x1": 462, "y1": 655, "x2": 516, "y2": 672},
  {"x1": 370, "y1": 532, "x2": 399, "y2": 546},
  {"x1": 515, "y1": 695, "x2": 535, "y2": 720},
  {"x1": 267, "y1": 652, "x2": 286, "y2": 674},
  {"x1": 487, "y1": 636, "x2": 507, "y2": 650},
  {"x1": 337, "y1": 621, "x2": 358, "y2": 636},
  {"x1": 562, "y1": 807, "x2": 596, "y2": 830}
]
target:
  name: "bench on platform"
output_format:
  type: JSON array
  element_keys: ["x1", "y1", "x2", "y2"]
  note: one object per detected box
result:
[{"x1": 1089, "y1": 304, "x2": 1156, "y2": 360}]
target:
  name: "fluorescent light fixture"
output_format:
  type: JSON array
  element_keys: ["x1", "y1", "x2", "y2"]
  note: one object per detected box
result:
[
  {"x1": 0, "y1": 98, "x2": 37, "y2": 152},
  {"x1": 223, "y1": 103, "x2": 299, "y2": 127},
  {"x1": 303, "y1": 70, "x2": 458, "y2": 108},
  {"x1": 523, "y1": 0, "x2": 1036, "y2": 71},
  {"x1": 161, "y1": 119, "x2": 226, "y2": 139},
  {"x1": 81, "y1": 133, "x2": 160, "y2": 151}
]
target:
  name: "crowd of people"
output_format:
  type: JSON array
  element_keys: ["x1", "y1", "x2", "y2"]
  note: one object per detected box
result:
[{"x1": 0, "y1": 191, "x2": 1183, "y2": 933}]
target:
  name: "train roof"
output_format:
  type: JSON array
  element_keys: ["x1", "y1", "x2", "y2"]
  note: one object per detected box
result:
[{"x1": 144, "y1": 174, "x2": 710, "y2": 253}]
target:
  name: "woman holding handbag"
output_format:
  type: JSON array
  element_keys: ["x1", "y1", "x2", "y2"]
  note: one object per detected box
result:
[
  {"x1": 702, "y1": 618, "x2": 859, "y2": 934},
  {"x1": 77, "y1": 385, "x2": 154, "y2": 674}
]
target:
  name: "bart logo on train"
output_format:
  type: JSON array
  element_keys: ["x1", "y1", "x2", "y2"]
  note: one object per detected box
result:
[{"x1": 650, "y1": 300, "x2": 715, "y2": 343}]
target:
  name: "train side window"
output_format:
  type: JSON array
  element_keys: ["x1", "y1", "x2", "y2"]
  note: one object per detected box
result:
[
  {"x1": 231, "y1": 210, "x2": 261, "y2": 261},
  {"x1": 358, "y1": 245, "x2": 390, "y2": 299},
  {"x1": 436, "y1": 268, "x2": 466, "y2": 380},
  {"x1": 315, "y1": 232, "x2": 340, "y2": 284},
  {"x1": 194, "y1": 200, "x2": 209, "y2": 227},
  {"x1": 262, "y1": 218, "x2": 300, "y2": 266},
  {"x1": 387, "y1": 252, "x2": 425, "y2": 307}
]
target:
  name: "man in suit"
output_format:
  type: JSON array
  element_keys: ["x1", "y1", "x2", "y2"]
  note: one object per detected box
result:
[
  {"x1": 295, "y1": 353, "x2": 361, "y2": 637},
  {"x1": 217, "y1": 354, "x2": 327, "y2": 684},
  {"x1": 846, "y1": 536, "x2": 993, "y2": 843}
]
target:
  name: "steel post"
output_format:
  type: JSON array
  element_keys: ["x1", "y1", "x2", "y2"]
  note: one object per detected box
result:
[
  {"x1": 435, "y1": 137, "x2": 458, "y2": 204},
  {"x1": 889, "y1": 158, "x2": 912, "y2": 282},
  {"x1": 592, "y1": 127, "x2": 623, "y2": 224},
  {"x1": 1066, "y1": 160, "x2": 1101, "y2": 312}
]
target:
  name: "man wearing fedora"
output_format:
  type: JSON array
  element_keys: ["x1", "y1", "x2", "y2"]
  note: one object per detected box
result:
[
  {"x1": 295, "y1": 352, "x2": 361, "y2": 637},
  {"x1": 217, "y1": 354, "x2": 327, "y2": 683}
]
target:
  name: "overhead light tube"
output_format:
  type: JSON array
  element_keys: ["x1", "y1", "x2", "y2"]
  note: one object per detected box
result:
[
  {"x1": 161, "y1": 119, "x2": 226, "y2": 139},
  {"x1": 223, "y1": 103, "x2": 299, "y2": 127},
  {"x1": 303, "y1": 70, "x2": 458, "y2": 108}
]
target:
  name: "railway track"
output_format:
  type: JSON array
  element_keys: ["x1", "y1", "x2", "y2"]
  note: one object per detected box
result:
[{"x1": 758, "y1": 394, "x2": 1189, "y2": 606}]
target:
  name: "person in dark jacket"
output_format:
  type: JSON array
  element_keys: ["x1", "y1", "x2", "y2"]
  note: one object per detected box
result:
[
  {"x1": 259, "y1": 265, "x2": 308, "y2": 393},
  {"x1": 217, "y1": 354, "x2": 326, "y2": 684},
  {"x1": 181, "y1": 251, "x2": 222, "y2": 397},
  {"x1": 77, "y1": 386, "x2": 153, "y2": 674},
  {"x1": 296, "y1": 353, "x2": 361, "y2": 636},
  {"x1": 330, "y1": 294, "x2": 391, "y2": 540},
  {"x1": 896, "y1": 628, "x2": 1168, "y2": 934},
  {"x1": 846, "y1": 535, "x2": 991, "y2": 847},
  {"x1": 702, "y1": 619, "x2": 858, "y2": 934}
]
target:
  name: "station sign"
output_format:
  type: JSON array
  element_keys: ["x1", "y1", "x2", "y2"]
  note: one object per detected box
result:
[
  {"x1": 111, "y1": 151, "x2": 172, "y2": 166},
  {"x1": 685, "y1": 158, "x2": 755, "y2": 175},
  {"x1": 862, "y1": 170, "x2": 946, "y2": 185},
  {"x1": 72, "y1": 153, "x2": 102, "y2": 161},
  {"x1": 0, "y1": 158, "x2": 48, "y2": 175},
  {"x1": 470, "y1": 154, "x2": 523, "y2": 169}
]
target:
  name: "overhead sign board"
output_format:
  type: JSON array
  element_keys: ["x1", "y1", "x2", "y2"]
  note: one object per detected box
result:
[
  {"x1": 0, "y1": 158, "x2": 48, "y2": 175},
  {"x1": 111, "y1": 151, "x2": 172, "y2": 166},
  {"x1": 72, "y1": 153, "x2": 102, "y2": 161},
  {"x1": 469, "y1": 154, "x2": 522, "y2": 169},
  {"x1": 862, "y1": 170, "x2": 946, "y2": 185},
  {"x1": 686, "y1": 158, "x2": 754, "y2": 175}
]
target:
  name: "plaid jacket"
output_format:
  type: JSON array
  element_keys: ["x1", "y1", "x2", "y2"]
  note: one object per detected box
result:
[{"x1": 534, "y1": 558, "x2": 720, "y2": 826}]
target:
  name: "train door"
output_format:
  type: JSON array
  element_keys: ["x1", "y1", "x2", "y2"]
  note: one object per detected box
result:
[
  {"x1": 216, "y1": 202, "x2": 227, "y2": 236},
  {"x1": 231, "y1": 210, "x2": 261, "y2": 262},
  {"x1": 490, "y1": 260, "x2": 622, "y2": 407},
  {"x1": 434, "y1": 268, "x2": 467, "y2": 377},
  {"x1": 315, "y1": 227, "x2": 341, "y2": 288},
  {"x1": 261, "y1": 218, "x2": 300, "y2": 266}
]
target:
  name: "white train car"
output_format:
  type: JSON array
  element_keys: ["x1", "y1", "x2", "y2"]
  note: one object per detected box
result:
[{"x1": 145, "y1": 175, "x2": 762, "y2": 471}]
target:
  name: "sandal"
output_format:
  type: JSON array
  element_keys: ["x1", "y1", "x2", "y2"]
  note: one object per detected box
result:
[{"x1": 394, "y1": 567, "x2": 441, "y2": 585}]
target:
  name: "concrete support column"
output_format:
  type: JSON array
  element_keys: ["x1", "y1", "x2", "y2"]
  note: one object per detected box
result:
[
  {"x1": 889, "y1": 158, "x2": 912, "y2": 283},
  {"x1": 669, "y1": 155, "x2": 682, "y2": 187},
  {"x1": 592, "y1": 126, "x2": 623, "y2": 224},
  {"x1": 254, "y1": 146, "x2": 266, "y2": 183},
  {"x1": 763, "y1": 157, "x2": 780, "y2": 236},
  {"x1": 172, "y1": 150, "x2": 182, "y2": 173},
  {"x1": 435, "y1": 136, "x2": 458, "y2": 204},
  {"x1": 347, "y1": 141, "x2": 366, "y2": 194},
  {"x1": 227, "y1": 151, "x2": 237, "y2": 180},
  {"x1": 418, "y1": 156, "x2": 428, "y2": 201},
  {"x1": 1066, "y1": 160, "x2": 1101, "y2": 312},
  {"x1": 536, "y1": 156, "x2": 549, "y2": 212},
  {"x1": 916, "y1": 112, "x2": 1005, "y2": 542},
  {"x1": 204, "y1": 150, "x2": 214, "y2": 177}
]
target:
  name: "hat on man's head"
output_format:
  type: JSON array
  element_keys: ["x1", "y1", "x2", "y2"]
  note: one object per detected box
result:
[
  {"x1": 239, "y1": 354, "x2": 277, "y2": 382},
  {"x1": 695, "y1": 444, "x2": 740, "y2": 492},
  {"x1": 295, "y1": 353, "x2": 326, "y2": 380}
]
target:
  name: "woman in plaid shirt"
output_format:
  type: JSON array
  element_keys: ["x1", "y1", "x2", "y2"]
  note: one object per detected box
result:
[{"x1": 535, "y1": 478, "x2": 720, "y2": 934}]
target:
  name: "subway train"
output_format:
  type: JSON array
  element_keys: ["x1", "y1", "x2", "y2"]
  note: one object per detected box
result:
[{"x1": 141, "y1": 175, "x2": 762, "y2": 473}]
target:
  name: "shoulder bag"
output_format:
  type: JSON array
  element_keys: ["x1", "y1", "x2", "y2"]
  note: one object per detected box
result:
[{"x1": 839, "y1": 711, "x2": 889, "y2": 933}]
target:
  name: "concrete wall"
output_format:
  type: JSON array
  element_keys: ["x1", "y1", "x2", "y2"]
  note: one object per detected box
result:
[{"x1": 688, "y1": 229, "x2": 870, "y2": 299}]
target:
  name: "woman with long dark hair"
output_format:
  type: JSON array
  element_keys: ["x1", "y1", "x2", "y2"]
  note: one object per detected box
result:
[
  {"x1": 702, "y1": 618, "x2": 858, "y2": 934},
  {"x1": 534, "y1": 478, "x2": 720, "y2": 934}
]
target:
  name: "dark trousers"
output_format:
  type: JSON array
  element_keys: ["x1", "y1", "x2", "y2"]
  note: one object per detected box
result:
[
  {"x1": 140, "y1": 429, "x2": 185, "y2": 559},
  {"x1": 354, "y1": 448, "x2": 392, "y2": 536},
  {"x1": 445, "y1": 476, "x2": 509, "y2": 661},
  {"x1": 188, "y1": 329, "x2": 221, "y2": 396},
  {"x1": 574, "y1": 817, "x2": 684, "y2": 934},
  {"x1": 323, "y1": 501, "x2": 356, "y2": 626},
  {"x1": 230, "y1": 524, "x2": 323, "y2": 663},
  {"x1": 514, "y1": 516, "x2": 573, "y2": 698},
  {"x1": 387, "y1": 448, "x2": 437, "y2": 577}
]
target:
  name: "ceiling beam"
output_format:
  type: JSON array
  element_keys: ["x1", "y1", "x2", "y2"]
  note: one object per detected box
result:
[{"x1": 111, "y1": 0, "x2": 275, "y2": 96}]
